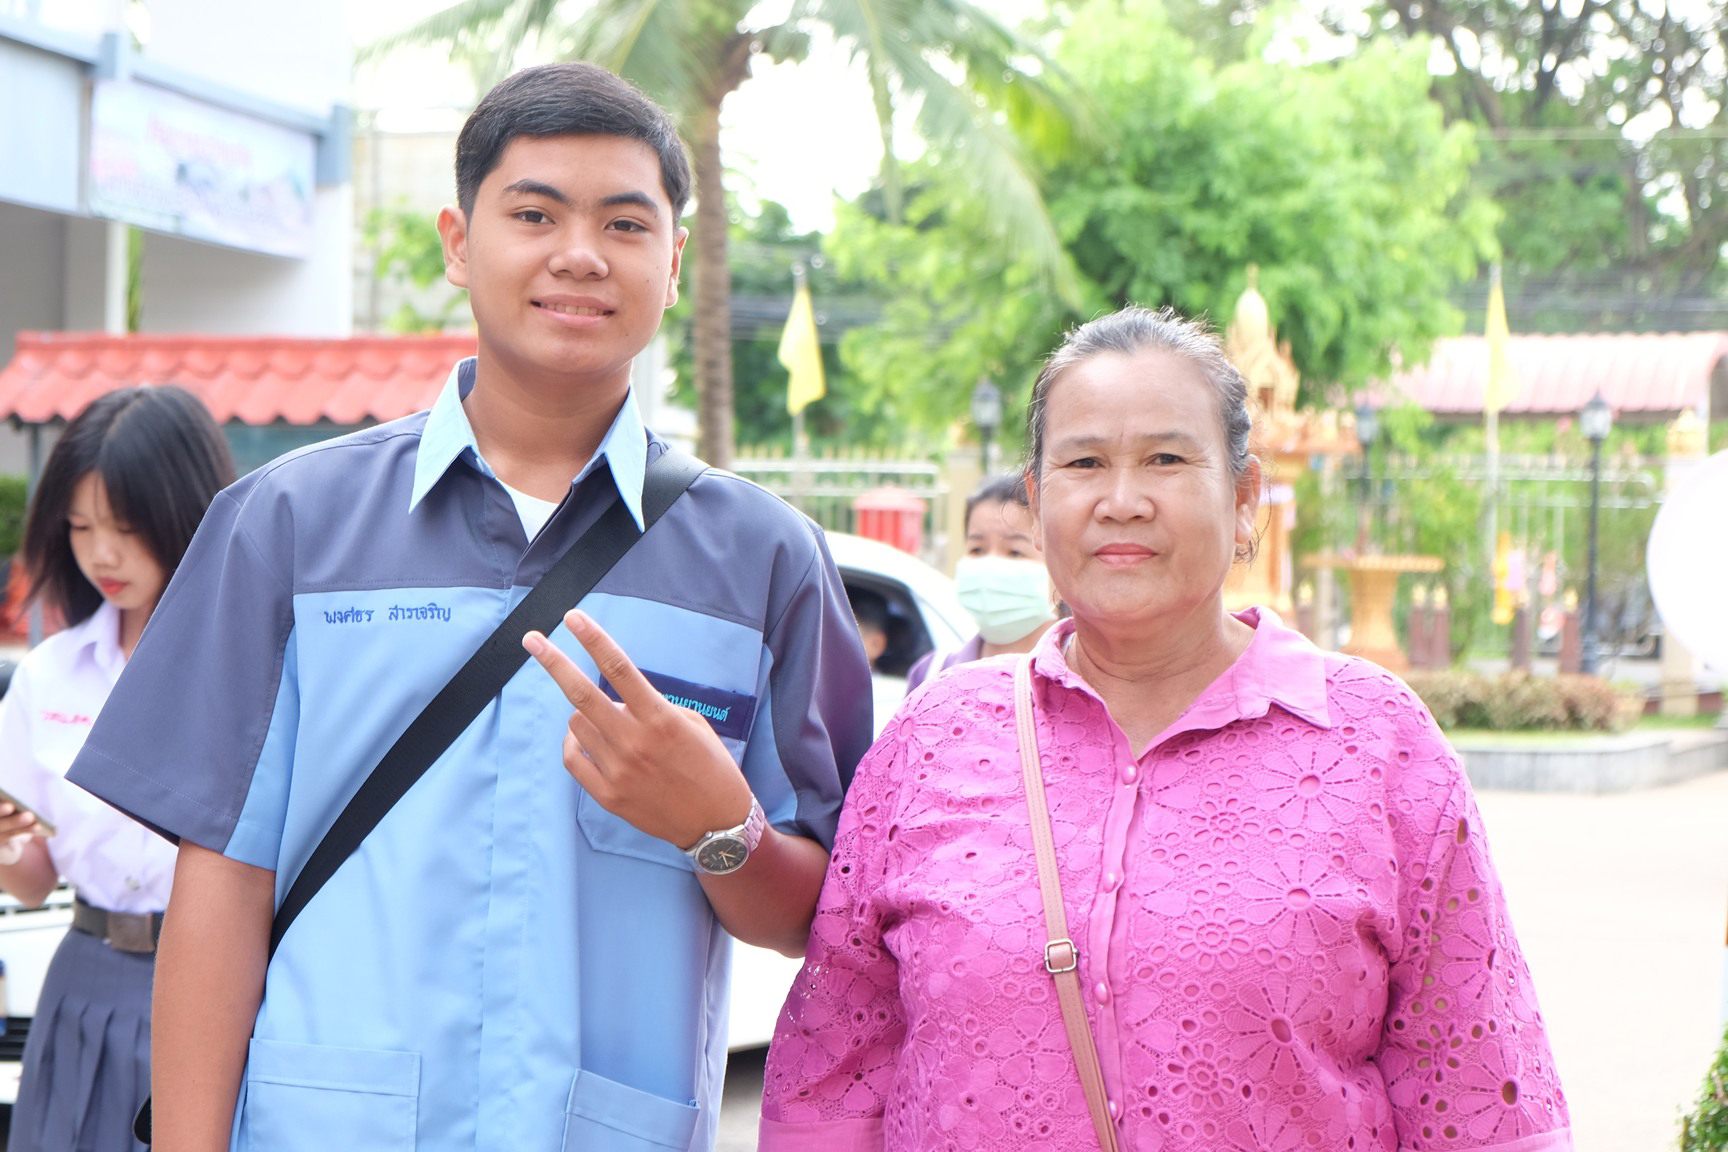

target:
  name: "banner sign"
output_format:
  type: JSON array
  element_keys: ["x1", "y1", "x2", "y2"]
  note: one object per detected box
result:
[{"x1": 88, "y1": 78, "x2": 315, "y2": 258}]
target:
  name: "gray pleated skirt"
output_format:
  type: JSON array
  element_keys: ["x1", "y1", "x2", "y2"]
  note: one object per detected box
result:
[{"x1": 8, "y1": 926, "x2": 152, "y2": 1152}]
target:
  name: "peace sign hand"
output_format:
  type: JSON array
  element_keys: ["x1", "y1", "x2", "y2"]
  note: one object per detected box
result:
[{"x1": 523, "y1": 609, "x2": 754, "y2": 850}]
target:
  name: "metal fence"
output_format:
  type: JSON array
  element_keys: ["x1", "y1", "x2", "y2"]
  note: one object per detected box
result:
[{"x1": 731, "y1": 446, "x2": 952, "y2": 564}]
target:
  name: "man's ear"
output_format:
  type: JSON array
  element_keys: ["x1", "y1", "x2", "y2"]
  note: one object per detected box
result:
[
  {"x1": 664, "y1": 226, "x2": 689, "y2": 308},
  {"x1": 436, "y1": 206, "x2": 470, "y2": 289}
]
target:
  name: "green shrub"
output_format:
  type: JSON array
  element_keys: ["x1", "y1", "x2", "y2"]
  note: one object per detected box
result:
[
  {"x1": 1404, "y1": 670, "x2": 1489, "y2": 730},
  {"x1": 0, "y1": 474, "x2": 26, "y2": 559},
  {"x1": 1681, "y1": 1021, "x2": 1728, "y2": 1151},
  {"x1": 1553, "y1": 675, "x2": 1620, "y2": 732},
  {"x1": 1406, "y1": 669, "x2": 1618, "y2": 732},
  {"x1": 1482, "y1": 672, "x2": 1570, "y2": 731}
]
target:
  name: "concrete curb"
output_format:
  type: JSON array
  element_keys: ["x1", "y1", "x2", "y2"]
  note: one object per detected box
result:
[{"x1": 1452, "y1": 728, "x2": 1728, "y2": 793}]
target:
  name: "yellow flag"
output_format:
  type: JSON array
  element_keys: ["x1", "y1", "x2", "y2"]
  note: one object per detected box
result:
[
  {"x1": 1483, "y1": 267, "x2": 1519, "y2": 415},
  {"x1": 780, "y1": 277, "x2": 825, "y2": 416},
  {"x1": 1491, "y1": 531, "x2": 1515, "y2": 627}
]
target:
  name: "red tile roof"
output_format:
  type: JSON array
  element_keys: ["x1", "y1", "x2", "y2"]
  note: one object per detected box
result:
[
  {"x1": 1384, "y1": 332, "x2": 1727, "y2": 419},
  {"x1": 0, "y1": 332, "x2": 480, "y2": 425}
]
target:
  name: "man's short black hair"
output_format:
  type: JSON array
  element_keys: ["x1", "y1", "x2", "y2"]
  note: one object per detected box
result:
[
  {"x1": 455, "y1": 62, "x2": 693, "y2": 220},
  {"x1": 850, "y1": 587, "x2": 890, "y2": 637},
  {"x1": 23, "y1": 386, "x2": 236, "y2": 628}
]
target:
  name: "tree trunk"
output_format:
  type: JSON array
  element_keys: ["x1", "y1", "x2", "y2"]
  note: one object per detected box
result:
[{"x1": 690, "y1": 98, "x2": 734, "y2": 470}]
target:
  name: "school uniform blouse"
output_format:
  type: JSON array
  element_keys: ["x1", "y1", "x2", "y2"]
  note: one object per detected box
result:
[
  {"x1": 0, "y1": 602, "x2": 174, "y2": 913},
  {"x1": 761, "y1": 610, "x2": 1572, "y2": 1152}
]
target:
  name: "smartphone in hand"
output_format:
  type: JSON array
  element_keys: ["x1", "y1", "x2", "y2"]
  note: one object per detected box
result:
[{"x1": 0, "y1": 786, "x2": 55, "y2": 839}]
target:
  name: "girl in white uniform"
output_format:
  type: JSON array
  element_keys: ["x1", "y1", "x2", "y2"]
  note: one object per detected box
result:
[{"x1": 0, "y1": 387, "x2": 234, "y2": 1152}]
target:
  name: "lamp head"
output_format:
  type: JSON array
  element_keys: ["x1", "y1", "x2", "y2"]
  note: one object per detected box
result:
[
  {"x1": 1353, "y1": 399, "x2": 1380, "y2": 451},
  {"x1": 1581, "y1": 391, "x2": 1613, "y2": 443},
  {"x1": 970, "y1": 376, "x2": 1004, "y2": 434}
]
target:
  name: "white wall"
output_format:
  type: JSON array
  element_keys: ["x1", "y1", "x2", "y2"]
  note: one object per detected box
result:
[
  {"x1": 142, "y1": 0, "x2": 349, "y2": 118},
  {"x1": 141, "y1": 185, "x2": 353, "y2": 336},
  {"x1": 128, "y1": 0, "x2": 353, "y2": 336},
  {"x1": 0, "y1": 202, "x2": 67, "y2": 365}
]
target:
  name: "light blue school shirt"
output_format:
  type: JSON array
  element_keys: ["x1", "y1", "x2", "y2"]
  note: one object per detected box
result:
[{"x1": 69, "y1": 360, "x2": 873, "y2": 1152}]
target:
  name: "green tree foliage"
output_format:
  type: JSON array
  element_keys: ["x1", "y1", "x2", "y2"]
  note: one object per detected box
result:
[
  {"x1": 664, "y1": 200, "x2": 862, "y2": 448},
  {"x1": 362, "y1": 204, "x2": 469, "y2": 334},
  {"x1": 1338, "y1": 0, "x2": 1728, "y2": 329},
  {"x1": 1681, "y1": 1022, "x2": 1728, "y2": 1152},
  {"x1": 823, "y1": 171, "x2": 1072, "y2": 447},
  {"x1": 830, "y1": 0, "x2": 1494, "y2": 441},
  {"x1": 1051, "y1": 2, "x2": 1493, "y2": 394}
]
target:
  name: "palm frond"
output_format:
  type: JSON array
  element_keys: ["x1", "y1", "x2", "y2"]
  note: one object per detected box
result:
[
  {"x1": 798, "y1": 0, "x2": 1084, "y2": 303},
  {"x1": 358, "y1": 0, "x2": 564, "y2": 63}
]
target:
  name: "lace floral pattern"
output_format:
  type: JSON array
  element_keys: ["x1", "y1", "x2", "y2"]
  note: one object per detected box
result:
[{"x1": 760, "y1": 613, "x2": 1570, "y2": 1151}]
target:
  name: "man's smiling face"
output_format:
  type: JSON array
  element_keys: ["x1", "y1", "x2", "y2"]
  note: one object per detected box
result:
[{"x1": 438, "y1": 133, "x2": 686, "y2": 398}]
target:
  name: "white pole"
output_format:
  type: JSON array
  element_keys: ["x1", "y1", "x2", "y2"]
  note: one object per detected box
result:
[{"x1": 103, "y1": 221, "x2": 128, "y2": 335}]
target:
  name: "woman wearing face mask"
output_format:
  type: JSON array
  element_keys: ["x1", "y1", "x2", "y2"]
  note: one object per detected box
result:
[{"x1": 905, "y1": 474, "x2": 1055, "y2": 695}]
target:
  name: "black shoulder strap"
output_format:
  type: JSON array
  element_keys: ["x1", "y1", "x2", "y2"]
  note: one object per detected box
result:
[{"x1": 268, "y1": 448, "x2": 704, "y2": 959}]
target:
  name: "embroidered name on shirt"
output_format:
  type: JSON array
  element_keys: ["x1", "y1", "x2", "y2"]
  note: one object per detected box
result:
[
  {"x1": 324, "y1": 608, "x2": 375, "y2": 624},
  {"x1": 40, "y1": 710, "x2": 93, "y2": 725},
  {"x1": 389, "y1": 603, "x2": 452, "y2": 622},
  {"x1": 600, "y1": 669, "x2": 757, "y2": 743}
]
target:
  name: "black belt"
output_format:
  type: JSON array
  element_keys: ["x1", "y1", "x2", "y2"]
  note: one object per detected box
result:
[{"x1": 71, "y1": 896, "x2": 163, "y2": 954}]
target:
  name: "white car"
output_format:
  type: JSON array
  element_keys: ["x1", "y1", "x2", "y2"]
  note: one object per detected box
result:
[
  {"x1": 726, "y1": 532, "x2": 970, "y2": 1050},
  {"x1": 0, "y1": 535, "x2": 970, "y2": 1077}
]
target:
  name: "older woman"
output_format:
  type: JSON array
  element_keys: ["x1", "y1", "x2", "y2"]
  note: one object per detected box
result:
[{"x1": 759, "y1": 307, "x2": 1571, "y2": 1151}]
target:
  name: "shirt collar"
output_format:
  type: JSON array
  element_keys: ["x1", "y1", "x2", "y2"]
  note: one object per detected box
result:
[
  {"x1": 1030, "y1": 606, "x2": 1333, "y2": 733},
  {"x1": 67, "y1": 600, "x2": 126, "y2": 680},
  {"x1": 409, "y1": 357, "x2": 650, "y2": 530}
]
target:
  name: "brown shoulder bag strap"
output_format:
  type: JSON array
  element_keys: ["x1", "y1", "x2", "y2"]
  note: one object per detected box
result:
[{"x1": 1013, "y1": 654, "x2": 1122, "y2": 1152}]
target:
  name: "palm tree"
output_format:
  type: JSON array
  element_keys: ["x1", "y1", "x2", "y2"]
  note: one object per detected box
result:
[{"x1": 369, "y1": 0, "x2": 1079, "y2": 468}]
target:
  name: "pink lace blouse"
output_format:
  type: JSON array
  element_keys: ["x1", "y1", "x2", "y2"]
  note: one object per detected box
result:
[{"x1": 760, "y1": 611, "x2": 1571, "y2": 1151}]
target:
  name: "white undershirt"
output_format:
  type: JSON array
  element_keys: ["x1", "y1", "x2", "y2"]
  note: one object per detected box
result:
[{"x1": 499, "y1": 481, "x2": 560, "y2": 540}]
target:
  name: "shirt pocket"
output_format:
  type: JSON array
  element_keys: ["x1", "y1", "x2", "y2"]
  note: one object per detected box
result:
[
  {"x1": 575, "y1": 790, "x2": 695, "y2": 871},
  {"x1": 242, "y1": 1038, "x2": 418, "y2": 1151},
  {"x1": 561, "y1": 1069, "x2": 699, "y2": 1152}
]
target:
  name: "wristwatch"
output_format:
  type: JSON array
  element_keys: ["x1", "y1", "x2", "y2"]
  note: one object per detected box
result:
[{"x1": 684, "y1": 795, "x2": 767, "y2": 876}]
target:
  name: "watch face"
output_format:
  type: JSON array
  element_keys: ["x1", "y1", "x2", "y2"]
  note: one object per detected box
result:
[{"x1": 695, "y1": 834, "x2": 749, "y2": 875}]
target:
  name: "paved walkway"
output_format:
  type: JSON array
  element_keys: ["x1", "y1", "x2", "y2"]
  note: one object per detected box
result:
[
  {"x1": 1476, "y1": 768, "x2": 1728, "y2": 1152},
  {"x1": 717, "y1": 767, "x2": 1728, "y2": 1150}
]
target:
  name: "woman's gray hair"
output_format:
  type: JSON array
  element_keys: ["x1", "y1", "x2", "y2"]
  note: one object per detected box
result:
[{"x1": 1024, "y1": 305, "x2": 1254, "y2": 485}]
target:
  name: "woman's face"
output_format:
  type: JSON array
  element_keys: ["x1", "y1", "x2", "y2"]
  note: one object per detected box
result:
[
  {"x1": 68, "y1": 472, "x2": 168, "y2": 618},
  {"x1": 965, "y1": 499, "x2": 1042, "y2": 561},
  {"x1": 1029, "y1": 347, "x2": 1257, "y2": 634}
]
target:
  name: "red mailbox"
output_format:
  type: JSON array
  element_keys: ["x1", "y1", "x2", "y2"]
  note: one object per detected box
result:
[{"x1": 852, "y1": 488, "x2": 926, "y2": 557}]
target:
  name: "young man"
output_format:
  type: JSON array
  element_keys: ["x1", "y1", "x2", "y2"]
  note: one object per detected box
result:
[{"x1": 68, "y1": 63, "x2": 872, "y2": 1151}]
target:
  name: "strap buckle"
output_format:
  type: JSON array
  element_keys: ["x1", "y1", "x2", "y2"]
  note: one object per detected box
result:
[
  {"x1": 1044, "y1": 938, "x2": 1079, "y2": 974},
  {"x1": 106, "y1": 911, "x2": 159, "y2": 953}
]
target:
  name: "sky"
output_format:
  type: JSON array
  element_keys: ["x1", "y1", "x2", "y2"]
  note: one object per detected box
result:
[{"x1": 344, "y1": 0, "x2": 919, "y2": 233}]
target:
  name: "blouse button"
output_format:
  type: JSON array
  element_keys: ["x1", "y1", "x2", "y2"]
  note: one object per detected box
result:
[
  {"x1": 1108, "y1": 1098, "x2": 1120, "y2": 1119},
  {"x1": 1103, "y1": 870, "x2": 1120, "y2": 892},
  {"x1": 1121, "y1": 765, "x2": 1138, "y2": 785},
  {"x1": 1094, "y1": 981, "x2": 1110, "y2": 1004}
]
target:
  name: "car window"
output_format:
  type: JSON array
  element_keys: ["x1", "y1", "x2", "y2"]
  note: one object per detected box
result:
[{"x1": 842, "y1": 573, "x2": 934, "y2": 678}]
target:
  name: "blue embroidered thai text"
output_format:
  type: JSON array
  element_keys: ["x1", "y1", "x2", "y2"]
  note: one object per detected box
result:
[
  {"x1": 388, "y1": 603, "x2": 453, "y2": 622},
  {"x1": 664, "y1": 694, "x2": 730, "y2": 723}
]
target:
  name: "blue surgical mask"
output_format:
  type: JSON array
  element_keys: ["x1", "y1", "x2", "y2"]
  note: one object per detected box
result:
[{"x1": 954, "y1": 555, "x2": 1055, "y2": 644}]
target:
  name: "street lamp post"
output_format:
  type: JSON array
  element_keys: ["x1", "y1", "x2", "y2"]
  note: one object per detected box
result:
[
  {"x1": 1580, "y1": 391, "x2": 1613, "y2": 676},
  {"x1": 1353, "y1": 400, "x2": 1380, "y2": 553},
  {"x1": 970, "y1": 376, "x2": 1003, "y2": 474}
]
